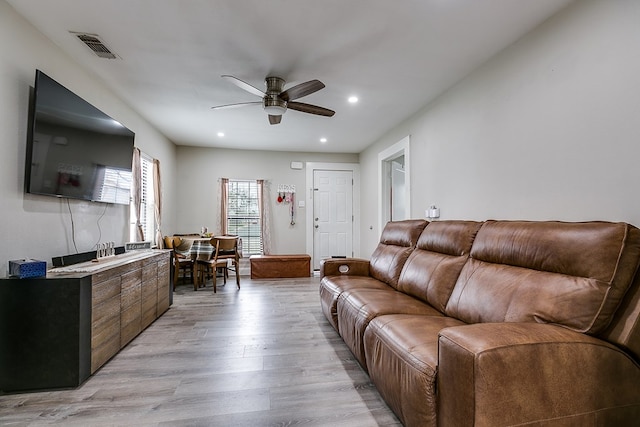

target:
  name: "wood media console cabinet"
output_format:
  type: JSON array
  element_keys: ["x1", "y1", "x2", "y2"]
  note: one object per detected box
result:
[{"x1": 0, "y1": 250, "x2": 171, "y2": 393}]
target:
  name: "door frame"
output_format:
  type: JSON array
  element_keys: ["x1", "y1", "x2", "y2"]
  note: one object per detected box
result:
[
  {"x1": 306, "y1": 162, "x2": 360, "y2": 268},
  {"x1": 378, "y1": 135, "x2": 411, "y2": 234}
]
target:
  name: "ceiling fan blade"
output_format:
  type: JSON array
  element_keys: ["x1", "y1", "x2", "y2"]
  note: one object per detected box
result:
[
  {"x1": 221, "y1": 75, "x2": 265, "y2": 97},
  {"x1": 279, "y1": 80, "x2": 325, "y2": 101},
  {"x1": 211, "y1": 101, "x2": 262, "y2": 110},
  {"x1": 268, "y1": 115, "x2": 282, "y2": 125},
  {"x1": 288, "y1": 101, "x2": 335, "y2": 117}
]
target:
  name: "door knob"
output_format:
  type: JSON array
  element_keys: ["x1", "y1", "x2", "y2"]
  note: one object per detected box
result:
[{"x1": 315, "y1": 225, "x2": 319, "y2": 229}]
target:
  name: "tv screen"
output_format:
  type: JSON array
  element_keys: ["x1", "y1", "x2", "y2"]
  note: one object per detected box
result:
[{"x1": 25, "y1": 70, "x2": 134, "y2": 205}]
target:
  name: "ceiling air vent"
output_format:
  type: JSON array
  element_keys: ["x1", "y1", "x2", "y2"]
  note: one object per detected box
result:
[{"x1": 71, "y1": 32, "x2": 117, "y2": 59}]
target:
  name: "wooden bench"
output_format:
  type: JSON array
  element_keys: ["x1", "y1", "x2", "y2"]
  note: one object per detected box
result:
[{"x1": 250, "y1": 254, "x2": 311, "y2": 279}]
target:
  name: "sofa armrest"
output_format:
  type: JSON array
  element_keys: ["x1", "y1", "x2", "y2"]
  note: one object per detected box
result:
[
  {"x1": 320, "y1": 258, "x2": 370, "y2": 279},
  {"x1": 437, "y1": 323, "x2": 640, "y2": 427}
]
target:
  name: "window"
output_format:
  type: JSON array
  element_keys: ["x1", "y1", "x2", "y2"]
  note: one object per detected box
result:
[
  {"x1": 130, "y1": 153, "x2": 155, "y2": 242},
  {"x1": 227, "y1": 180, "x2": 262, "y2": 255}
]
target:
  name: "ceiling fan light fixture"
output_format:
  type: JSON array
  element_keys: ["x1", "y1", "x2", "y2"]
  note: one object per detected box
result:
[
  {"x1": 214, "y1": 75, "x2": 333, "y2": 124},
  {"x1": 263, "y1": 97, "x2": 287, "y2": 116}
]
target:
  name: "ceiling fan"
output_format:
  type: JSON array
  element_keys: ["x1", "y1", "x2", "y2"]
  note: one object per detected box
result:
[{"x1": 212, "y1": 75, "x2": 335, "y2": 125}]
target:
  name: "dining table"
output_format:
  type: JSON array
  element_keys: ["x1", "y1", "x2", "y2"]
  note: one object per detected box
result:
[
  {"x1": 173, "y1": 234, "x2": 243, "y2": 287},
  {"x1": 174, "y1": 236, "x2": 215, "y2": 261}
]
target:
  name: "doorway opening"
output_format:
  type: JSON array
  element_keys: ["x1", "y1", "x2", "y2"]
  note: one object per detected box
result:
[{"x1": 378, "y1": 136, "x2": 410, "y2": 234}]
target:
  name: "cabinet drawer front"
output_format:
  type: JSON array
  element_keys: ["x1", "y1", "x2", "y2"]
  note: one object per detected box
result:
[
  {"x1": 142, "y1": 285, "x2": 157, "y2": 302},
  {"x1": 142, "y1": 264, "x2": 157, "y2": 282},
  {"x1": 121, "y1": 268, "x2": 141, "y2": 291},
  {"x1": 121, "y1": 324, "x2": 139, "y2": 347},
  {"x1": 92, "y1": 293, "x2": 120, "y2": 329},
  {"x1": 158, "y1": 293, "x2": 170, "y2": 315},
  {"x1": 142, "y1": 292, "x2": 156, "y2": 312},
  {"x1": 157, "y1": 254, "x2": 170, "y2": 316},
  {"x1": 142, "y1": 305, "x2": 156, "y2": 329},
  {"x1": 91, "y1": 294, "x2": 120, "y2": 373},
  {"x1": 158, "y1": 257, "x2": 170, "y2": 271},
  {"x1": 92, "y1": 313, "x2": 120, "y2": 349},
  {"x1": 91, "y1": 334, "x2": 120, "y2": 373},
  {"x1": 93, "y1": 261, "x2": 141, "y2": 284},
  {"x1": 142, "y1": 274, "x2": 158, "y2": 298},
  {"x1": 121, "y1": 303, "x2": 141, "y2": 325},
  {"x1": 158, "y1": 266, "x2": 169, "y2": 281},
  {"x1": 92, "y1": 276, "x2": 120, "y2": 305},
  {"x1": 121, "y1": 284, "x2": 141, "y2": 309},
  {"x1": 121, "y1": 304, "x2": 141, "y2": 346}
]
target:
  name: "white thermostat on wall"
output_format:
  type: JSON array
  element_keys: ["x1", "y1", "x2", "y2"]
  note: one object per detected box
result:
[{"x1": 290, "y1": 161, "x2": 303, "y2": 170}]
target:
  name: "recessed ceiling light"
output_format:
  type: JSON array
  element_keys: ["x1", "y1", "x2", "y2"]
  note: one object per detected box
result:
[
  {"x1": 320, "y1": 137, "x2": 327, "y2": 143},
  {"x1": 348, "y1": 96, "x2": 359, "y2": 104},
  {"x1": 217, "y1": 132, "x2": 225, "y2": 137}
]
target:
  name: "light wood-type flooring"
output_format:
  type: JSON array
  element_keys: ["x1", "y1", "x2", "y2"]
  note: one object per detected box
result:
[{"x1": 0, "y1": 276, "x2": 401, "y2": 426}]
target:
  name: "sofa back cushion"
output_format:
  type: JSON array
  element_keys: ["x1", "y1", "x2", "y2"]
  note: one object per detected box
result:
[
  {"x1": 446, "y1": 220, "x2": 640, "y2": 334},
  {"x1": 370, "y1": 219, "x2": 428, "y2": 289},
  {"x1": 397, "y1": 221, "x2": 482, "y2": 312}
]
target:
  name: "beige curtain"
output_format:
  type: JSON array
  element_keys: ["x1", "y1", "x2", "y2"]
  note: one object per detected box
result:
[
  {"x1": 218, "y1": 178, "x2": 229, "y2": 234},
  {"x1": 153, "y1": 159, "x2": 162, "y2": 248},
  {"x1": 258, "y1": 179, "x2": 272, "y2": 254},
  {"x1": 131, "y1": 147, "x2": 144, "y2": 241}
]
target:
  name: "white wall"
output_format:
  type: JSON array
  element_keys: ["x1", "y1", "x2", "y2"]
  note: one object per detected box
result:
[
  {"x1": 0, "y1": 0, "x2": 177, "y2": 276},
  {"x1": 175, "y1": 147, "x2": 357, "y2": 254},
  {"x1": 360, "y1": 0, "x2": 640, "y2": 256}
]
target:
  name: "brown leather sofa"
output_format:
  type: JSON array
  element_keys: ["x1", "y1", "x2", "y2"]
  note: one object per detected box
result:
[{"x1": 320, "y1": 219, "x2": 640, "y2": 426}]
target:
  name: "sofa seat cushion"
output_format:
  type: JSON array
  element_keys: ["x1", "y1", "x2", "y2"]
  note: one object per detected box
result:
[
  {"x1": 364, "y1": 314, "x2": 466, "y2": 427},
  {"x1": 337, "y1": 288, "x2": 442, "y2": 370},
  {"x1": 319, "y1": 276, "x2": 392, "y2": 331}
]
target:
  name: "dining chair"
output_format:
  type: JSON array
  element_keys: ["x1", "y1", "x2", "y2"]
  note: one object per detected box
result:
[
  {"x1": 164, "y1": 236, "x2": 194, "y2": 290},
  {"x1": 196, "y1": 236, "x2": 240, "y2": 292},
  {"x1": 220, "y1": 234, "x2": 242, "y2": 281}
]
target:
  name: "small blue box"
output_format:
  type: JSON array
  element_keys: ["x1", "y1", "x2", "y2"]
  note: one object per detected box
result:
[{"x1": 9, "y1": 259, "x2": 47, "y2": 279}]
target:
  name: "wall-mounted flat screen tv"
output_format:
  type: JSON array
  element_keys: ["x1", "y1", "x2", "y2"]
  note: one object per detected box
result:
[{"x1": 25, "y1": 70, "x2": 134, "y2": 205}]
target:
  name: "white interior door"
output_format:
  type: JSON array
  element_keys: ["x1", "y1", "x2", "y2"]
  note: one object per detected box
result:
[{"x1": 313, "y1": 169, "x2": 353, "y2": 269}]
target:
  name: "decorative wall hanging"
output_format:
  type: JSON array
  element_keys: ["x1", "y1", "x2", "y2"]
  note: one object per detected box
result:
[{"x1": 276, "y1": 184, "x2": 296, "y2": 225}]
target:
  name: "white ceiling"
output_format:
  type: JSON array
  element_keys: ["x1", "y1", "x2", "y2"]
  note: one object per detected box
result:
[{"x1": 8, "y1": 0, "x2": 573, "y2": 153}]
